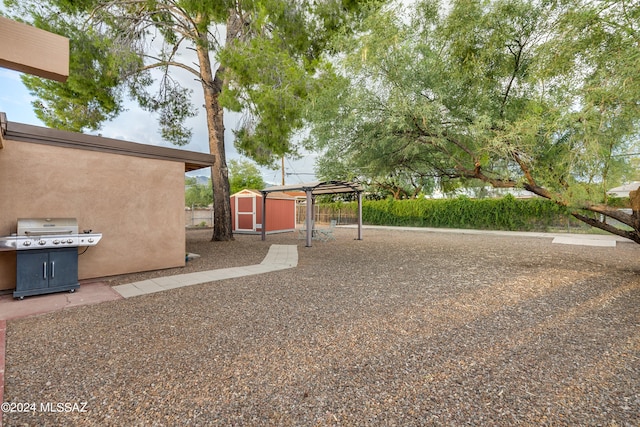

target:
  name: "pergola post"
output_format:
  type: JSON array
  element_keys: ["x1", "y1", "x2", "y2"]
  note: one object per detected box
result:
[
  {"x1": 261, "y1": 191, "x2": 267, "y2": 241},
  {"x1": 305, "y1": 189, "x2": 313, "y2": 247},
  {"x1": 357, "y1": 191, "x2": 363, "y2": 240}
]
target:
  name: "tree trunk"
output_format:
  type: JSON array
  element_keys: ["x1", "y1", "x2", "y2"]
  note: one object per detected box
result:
[
  {"x1": 630, "y1": 188, "x2": 640, "y2": 238},
  {"x1": 195, "y1": 29, "x2": 233, "y2": 241}
]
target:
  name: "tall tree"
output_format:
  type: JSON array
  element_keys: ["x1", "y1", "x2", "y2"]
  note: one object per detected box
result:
[
  {"x1": 3, "y1": 0, "x2": 383, "y2": 241},
  {"x1": 307, "y1": 0, "x2": 640, "y2": 243}
]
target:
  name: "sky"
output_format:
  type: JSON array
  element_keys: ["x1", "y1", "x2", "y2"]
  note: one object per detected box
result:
[{"x1": 0, "y1": 57, "x2": 318, "y2": 186}]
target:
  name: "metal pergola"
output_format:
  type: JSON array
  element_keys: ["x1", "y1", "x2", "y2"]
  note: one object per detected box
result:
[{"x1": 260, "y1": 181, "x2": 364, "y2": 247}]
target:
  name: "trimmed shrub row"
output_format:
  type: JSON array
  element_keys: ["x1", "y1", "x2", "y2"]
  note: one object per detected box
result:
[{"x1": 324, "y1": 195, "x2": 580, "y2": 231}]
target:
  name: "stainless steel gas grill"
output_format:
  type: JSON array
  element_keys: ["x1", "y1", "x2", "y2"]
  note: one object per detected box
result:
[{"x1": 0, "y1": 218, "x2": 102, "y2": 299}]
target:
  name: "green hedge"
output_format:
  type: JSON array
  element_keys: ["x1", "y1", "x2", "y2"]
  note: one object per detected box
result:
[{"x1": 326, "y1": 195, "x2": 578, "y2": 231}]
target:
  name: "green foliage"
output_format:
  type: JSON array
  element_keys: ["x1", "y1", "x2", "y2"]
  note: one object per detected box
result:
[
  {"x1": 333, "y1": 195, "x2": 572, "y2": 231},
  {"x1": 185, "y1": 177, "x2": 213, "y2": 208},
  {"x1": 228, "y1": 159, "x2": 266, "y2": 194},
  {"x1": 218, "y1": 0, "x2": 387, "y2": 167},
  {"x1": 19, "y1": 20, "x2": 140, "y2": 132},
  {"x1": 306, "y1": 0, "x2": 640, "y2": 240},
  {"x1": 219, "y1": 34, "x2": 313, "y2": 165},
  {"x1": 607, "y1": 196, "x2": 632, "y2": 209},
  {"x1": 5, "y1": 0, "x2": 198, "y2": 143}
]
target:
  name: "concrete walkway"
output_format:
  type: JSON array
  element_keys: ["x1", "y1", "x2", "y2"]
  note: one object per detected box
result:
[{"x1": 112, "y1": 244, "x2": 298, "y2": 298}]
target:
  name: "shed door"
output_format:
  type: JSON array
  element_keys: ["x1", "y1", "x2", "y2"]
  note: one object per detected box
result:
[{"x1": 235, "y1": 195, "x2": 255, "y2": 231}]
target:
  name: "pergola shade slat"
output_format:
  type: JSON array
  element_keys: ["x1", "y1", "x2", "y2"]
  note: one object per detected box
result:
[{"x1": 260, "y1": 181, "x2": 364, "y2": 195}]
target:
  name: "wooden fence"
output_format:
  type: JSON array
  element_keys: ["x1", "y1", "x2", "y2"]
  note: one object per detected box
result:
[
  {"x1": 185, "y1": 208, "x2": 214, "y2": 227},
  {"x1": 295, "y1": 204, "x2": 358, "y2": 225}
]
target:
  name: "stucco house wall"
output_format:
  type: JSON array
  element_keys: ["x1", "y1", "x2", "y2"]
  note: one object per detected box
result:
[{"x1": 0, "y1": 117, "x2": 214, "y2": 291}]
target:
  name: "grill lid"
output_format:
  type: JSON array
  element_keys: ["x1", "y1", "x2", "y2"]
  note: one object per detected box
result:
[{"x1": 17, "y1": 218, "x2": 78, "y2": 236}]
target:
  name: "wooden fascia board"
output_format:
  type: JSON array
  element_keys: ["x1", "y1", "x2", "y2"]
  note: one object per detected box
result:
[
  {"x1": 3, "y1": 119, "x2": 215, "y2": 171},
  {"x1": 0, "y1": 16, "x2": 69, "y2": 82}
]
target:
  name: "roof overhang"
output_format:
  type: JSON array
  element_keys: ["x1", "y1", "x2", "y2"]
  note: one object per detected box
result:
[
  {"x1": 261, "y1": 180, "x2": 363, "y2": 196},
  {"x1": 1, "y1": 117, "x2": 215, "y2": 172},
  {"x1": 0, "y1": 16, "x2": 69, "y2": 82}
]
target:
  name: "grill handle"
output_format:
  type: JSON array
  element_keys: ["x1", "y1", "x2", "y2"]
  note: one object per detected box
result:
[
  {"x1": 43, "y1": 262, "x2": 47, "y2": 279},
  {"x1": 24, "y1": 229, "x2": 74, "y2": 236},
  {"x1": 51, "y1": 261, "x2": 55, "y2": 278}
]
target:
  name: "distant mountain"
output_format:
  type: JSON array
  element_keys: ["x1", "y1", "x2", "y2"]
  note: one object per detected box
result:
[{"x1": 186, "y1": 175, "x2": 211, "y2": 186}]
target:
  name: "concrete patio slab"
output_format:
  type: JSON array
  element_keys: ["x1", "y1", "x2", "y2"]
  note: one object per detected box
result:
[
  {"x1": 552, "y1": 236, "x2": 617, "y2": 247},
  {"x1": 344, "y1": 224, "x2": 632, "y2": 244},
  {"x1": 0, "y1": 282, "x2": 123, "y2": 321}
]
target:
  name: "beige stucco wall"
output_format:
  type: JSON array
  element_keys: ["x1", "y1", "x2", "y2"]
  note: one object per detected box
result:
[{"x1": 0, "y1": 138, "x2": 186, "y2": 291}]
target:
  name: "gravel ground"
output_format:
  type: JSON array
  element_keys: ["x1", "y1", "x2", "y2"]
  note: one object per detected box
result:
[{"x1": 3, "y1": 228, "x2": 640, "y2": 426}]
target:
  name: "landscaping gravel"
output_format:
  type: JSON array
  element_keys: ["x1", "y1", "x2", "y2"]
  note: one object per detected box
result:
[{"x1": 3, "y1": 228, "x2": 640, "y2": 426}]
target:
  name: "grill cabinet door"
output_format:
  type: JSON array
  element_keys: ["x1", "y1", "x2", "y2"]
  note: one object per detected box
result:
[
  {"x1": 16, "y1": 250, "x2": 49, "y2": 293},
  {"x1": 48, "y1": 248, "x2": 78, "y2": 289},
  {"x1": 15, "y1": 247, "x2": 79, "y2": 298}
]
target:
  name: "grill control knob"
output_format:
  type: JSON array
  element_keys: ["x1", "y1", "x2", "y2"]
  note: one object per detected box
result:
[
  {"x1": 38, "y1": 240, "x2": 46, "y2": 245},
  {"x1": 67, "y1": 239, "x2": 74, "y2": 244},
  {"x1": 23, "y1": 241, "x2": 31, "y2": 247},
  {"x1": 53, "y1": 239, "x2": 60, "y2": 244},
  {"x1": 88, "y1": 238, "x2": 94, "y2": 243}
]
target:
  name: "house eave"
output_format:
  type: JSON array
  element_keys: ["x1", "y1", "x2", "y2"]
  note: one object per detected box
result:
[{"x1": 2, "y1": 117, "x2": 215, "y2": 172}]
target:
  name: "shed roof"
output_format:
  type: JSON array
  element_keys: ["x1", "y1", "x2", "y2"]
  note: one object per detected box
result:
[
  {"x1": 262, "y1": 180, "x2": 363, "y2": 195},
  {"x1": 231, "y1": 189, "x2": 296, "y2": 200},
  {"x1": 0, "y1": 116, "x2": 215, "y2": 172}
]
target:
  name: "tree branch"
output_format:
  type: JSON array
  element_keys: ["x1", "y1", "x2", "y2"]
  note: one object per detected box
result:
[
  {"x1": 139, "y1": 60, "x2": 201, "y2": 79},
  {"x1": 571, "y1": 212, "x2": 640, "y2": 244}
]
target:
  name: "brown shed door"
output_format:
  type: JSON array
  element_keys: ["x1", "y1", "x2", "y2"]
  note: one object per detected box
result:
[{"x1": 236, "y1": 196, "x2": 255, "y2": 231}]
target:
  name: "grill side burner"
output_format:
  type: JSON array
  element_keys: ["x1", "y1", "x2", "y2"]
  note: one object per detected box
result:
[{"x1": 0, "y1": 218, "x2": 103, "y2": 299}]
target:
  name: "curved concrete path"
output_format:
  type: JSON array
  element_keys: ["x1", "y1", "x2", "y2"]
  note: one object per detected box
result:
[{"x1": 112, "y1": 244, "x2": 298, "y2": 299}]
